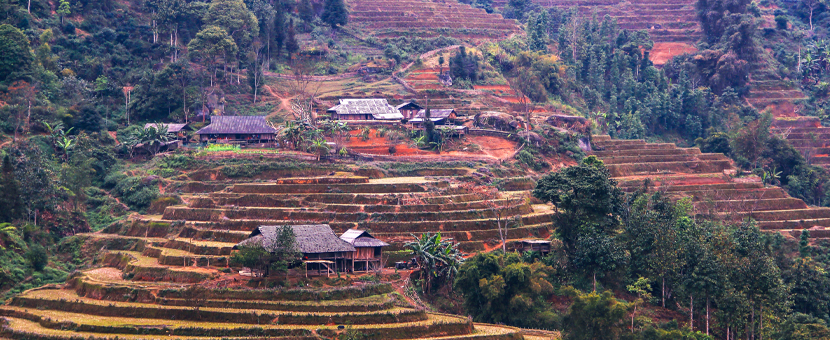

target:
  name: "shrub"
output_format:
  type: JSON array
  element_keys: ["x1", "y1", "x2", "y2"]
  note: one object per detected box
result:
[
  {"x1": 25, "y1": 244, "x2": 48, "y2": 271},
  {"x1": 147, "y1": 196, "x2": 182, "y2": 214}
]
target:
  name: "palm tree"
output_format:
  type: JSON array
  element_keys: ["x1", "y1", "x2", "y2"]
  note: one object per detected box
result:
[{"x1": 310, "y1": 138, "x2": 330, "y2": 161}]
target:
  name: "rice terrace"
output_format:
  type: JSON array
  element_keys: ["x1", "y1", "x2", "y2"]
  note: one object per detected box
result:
[{"x1": 1, "y1": 0, "x2": 830, "y2": 337}]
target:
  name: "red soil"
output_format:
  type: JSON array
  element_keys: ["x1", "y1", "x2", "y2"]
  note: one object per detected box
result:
[
  {"x1": 473, "y1": 85, "x2": 512, "y2": 91},
  {"x1": 649, "y1": 42, "x2": 697, "y2": 66},
  {"x1": 762, "y1": 101, "x2": 800, "y2": 118},
  {"x1": 345, "y1": 129, "x2": 518, "y2": 160}
]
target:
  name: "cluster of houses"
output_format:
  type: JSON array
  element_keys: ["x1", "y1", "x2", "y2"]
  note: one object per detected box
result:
[{"x1": 142, "y1": 99, "x2": 464, "y2": 145}]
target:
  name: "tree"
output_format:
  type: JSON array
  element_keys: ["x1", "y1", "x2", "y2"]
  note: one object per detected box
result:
[
  {"x1": 532, "y1": 156, "x2": 623, "y2": 251},
  {"x1": 57, "y1": 0, "x2": 71, "y2": 24},
  {"x1": 203, "y1": 0, "x2": 259, "y2": 50},
  {"x1": 572, "y1": 232, "x2": 625, "y2": 292},
  {"x1": 801, "y1": 0, "x2": 826, "y2": 32},
  {"x1": 561, "y1": 289, "x2": 629, "y2": 340},
  {"x1": 248, "y1": 47, "x2": 265, "y2": 104},
  {"x1": 285, "y1": 19, "x2": 299, "y2": 57},
  {"x1": 273, "y1": 9, "x2": 286, "y2": 59},
  {"x1": 298, "y1": 0, "x2": 314, "y2": 29},
  {"x1": 627, "y1": 277, "x2": 653, "y2": 332},
  {"x1": 188, "y1": 25, "x2": 239, "y2": 86},
  {"x1": 134, "y1": 125, "x2": 171, "y2": 156},
  {"x1": 0, "y1": 155, "x2": 23, "y2": 223},
  {"x1": 0, "y1": 24, "x2": 34, "y2": 84},
  {"x1": 321, "y1": 0, "x2": 348, "y2": 30},
  {"x1": 230, "y1": 226, "x2": 300, "y2": 278},
  {"x1": 6, "y1": 80, "x2": 37, "y2": 142}
]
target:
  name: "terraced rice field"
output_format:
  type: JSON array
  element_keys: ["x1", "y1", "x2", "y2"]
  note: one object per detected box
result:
[
  {"x1": 493, "y1": 0, "x2": 701, "y2": 43},
  {"x1": 746, "y1": 60, "x2": 807, "y2": 115},
  {"x1": 347, "y1": 0, "x2": 521, "y2": 40},
  {"x1": 772, "y1": 116, "x2": 830, "y2": 169},
  {"x1": 592, "y1": 135, "x2": 830, "y2": 238}
]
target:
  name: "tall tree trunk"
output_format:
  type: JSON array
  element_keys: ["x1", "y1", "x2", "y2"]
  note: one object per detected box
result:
[
  {"x1": 27, "y1": 0, "x2": 30, "y2": 13},
  {"x1": 662, "y1": 277, "x2": 666, "y2": 307},
  {"x1": 690, "y1": 294, "x2": 694, "y2": 332},
  {"x1": 706, "y1": 296, "x2": 710, "y2": 336}
]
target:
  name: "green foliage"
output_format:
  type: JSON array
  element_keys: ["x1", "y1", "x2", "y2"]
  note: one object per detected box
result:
[
  {"x1": 405, "y1": 232, "x2": 464, "y2": 293},
  {"x1": 695, "y1": 131, "x2": 731, "y2": 155},
  {"x1": 533, "y1": 156, "x2": 623, "y2": 251},
  {"x1": 0, "y1": 24, "x2": 34, "y2": 83},
  {"x1": 230, "y1": 225, "x2": 301, "y2": 277},
  {"x1": 449, "y1": 46, "x2": 481, "y2": 84},
  {"x1": 105, "y1": 172, "x2": 159, "y2": 212},
  {"x1": 561, "y1": 289, "x2": 628, "y2": 340},
  {"x1": 321, "y1": 0, "x2": 348, "y2": 29},
  {"x1": 515, "y1": 149, "x2": 549, "y2": 171},
  {"x1": 25, "y1": 244, "x2": 48, "y2": 271},
  {"x1": 454, "y1": 252, "x2": 559, "y2": 329},
  {"x1": 0, "y1": 154, "x2": 23, "y2": 222}
]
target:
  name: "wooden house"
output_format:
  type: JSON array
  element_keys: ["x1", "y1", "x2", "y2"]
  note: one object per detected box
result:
[
  {"x1": 327, "y1": 99, "x2": 404, "y2": 121},
  {"x1": 395, "y1": 101, "x2": 423, "y2": 120},
  {"x1": 516, "y1": 240, "x2": 551, "y2": 256},
  {"x1": 145, "y1": 123, "x2": 189, "y2": 143},
  {"x1": 234, "y1": 225, "x2": 356, "y2": 276},
  {"x1": 340, "y1": 229, "x2": 389, "y2": 272},
  {"x1": 409, "y1": 109, "x2": 457, "y2": 126},
  {"x1": 195, "y1": 116, "x2": 277, "y2": 143}
]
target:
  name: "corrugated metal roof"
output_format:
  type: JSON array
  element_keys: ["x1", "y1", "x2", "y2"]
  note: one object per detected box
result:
[
  {"x1": 340, "y1": 229, "x2": 389, "y2": 248},
  {"x1": 195, "y1": 116, "x2": 277, "y2": 135},
  {"x1": 236, "y1": 225, "x2": 355, "y2": 254},
  {"x1": 144, "y1": 123, "x2": 188, "y2": 133},
  {"x1": 415, "y1": 109, "x2": 455, "y2": 120},
  {"x1": 330, "y1": 99, "x2": 403, "y2": 120}
]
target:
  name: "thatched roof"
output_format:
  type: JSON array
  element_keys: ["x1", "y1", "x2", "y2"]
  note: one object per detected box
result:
[
  {"x1": 144, "y1": 123, "x2": 188, "y2": 133},
  {"x1": 195, "y1": 116, "x2": 277, "y2": 135},
  {"x1": 235, "y1": 225, "x2": 355, "y2": 254},
  {"x1": 411, "y1": 109, "x2": 456, "y2": 123},
  {"x1": 340, "y1": 229, "x2": 389, "y2": 248},
  {"x1": 327, "y1": 99, "x2": 403, "y2": 120}
]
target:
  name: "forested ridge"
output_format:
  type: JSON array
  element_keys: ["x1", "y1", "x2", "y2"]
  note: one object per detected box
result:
[{"x1": 0, "y1": 0, "x2": 830, "y2": 337}]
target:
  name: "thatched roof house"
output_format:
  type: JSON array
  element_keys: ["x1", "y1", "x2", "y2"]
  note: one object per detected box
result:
[
  {"x1": 327, "y1": 99, "x2": 403, "y2": 121},
  {"x1": 195, "y1": 116, "x2": 277, "y2": 143},
  {"x1": 235, "y1": 225, "x2": 355, "y2": 254}
]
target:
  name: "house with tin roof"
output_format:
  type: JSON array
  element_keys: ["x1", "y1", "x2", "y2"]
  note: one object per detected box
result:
[
  {"x1": 327, "y1": 99, "x2": 403, "y2": 121},
  {"x1": 340, "y1": 229, "x2": 389, "y2": 272}
]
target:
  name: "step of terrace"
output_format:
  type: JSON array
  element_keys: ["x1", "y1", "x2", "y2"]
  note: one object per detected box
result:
[
  {"x1": 10, "y1": 289, "x2": 427, "y2": 325},
  {"x1": 783, "y1": 132, "x2": 830, "y2": 140},
  {"x1": 225, "y1": 182, "x2": 438, "y2": 194},
  {"x1": 681, "y1": 187, "x2": 789, "y2": 201},
  {"x1": 796, "y1": 147, "x2": 830, "y2": 154},
  {"x1": 771, "y1": 127, "x2": 830, "y2": 134},
  {"x1": 605, "y1": 159, "x2": 734, "y2": 177},
  {"x1": 615, "y1": 173, "x2": 729, "y2": 187},
  {"x1": 693, "y1": 197, "x2": 809, "y2": 213},
  {"x1": 593, "y1": 142, "x2": 678, "y2": 151},
  {"x1": 771, "y1": 117, "x2": 821, "y2": 128},
  {"x1": 373, "y1": 223, "x2": 552, "y2": 243},
  {"x1": 206, "y1": 192, "x2": 488, "y2": 205},
  {"x1": 809, "y1": 156, "x2": 830, "y2": 165},
  {"x1": 617, "y1": 182, "x2": 765, "y2": 193},
  {"x1": 599, "y1": 153, "x2": 727, "y2": 165},
  {"x1": 710, "y1": 208, "x2": 830, "y2": 222},
  {"x1": 757, "y1": 218, "x2": 830, "y2": 230},
  {"x1": 161, "y1": 204, "x2": 532, "y2": 223},
  {"x1": 785, "y1": 139, "x2": 830, "y2": 148}
]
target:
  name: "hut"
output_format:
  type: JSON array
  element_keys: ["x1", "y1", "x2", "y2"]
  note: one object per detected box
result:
[
  {"x1": 340, "y1": 229, "x2": 389, "y2": 272},
  {"x1": 327, "y1": 99, "x2": 403, "y2": 121},
  {"x1": 234, "y1": 225, "x2": 356, "y2": 276},
  {"x1": 410, "y1": 109, "x2": 457, "y2": 126},
  {"x1": 516, "y1": 240, "x2": 551, "y2": 256},
  {"x1": 195, "y1": 116, "x2": 277, "y2": 143},
  {"x1": 395, "y1": 101, "x2": 423, "y2": 120},
  {"x1": 144, "y1": 123, "x2": 189, "y2": 142}
]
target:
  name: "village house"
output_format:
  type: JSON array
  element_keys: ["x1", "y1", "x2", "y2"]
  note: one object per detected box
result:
[
  {"x1": 327, "y1": 99, "x2": 404, "y2": 121},
  {"x1": 410, "y1": 108, "x2": 457, "y2": 126},
  {"x1": 339, "y1": 229, "x2": 389, "y2": 272},
  {"x1": 195, "y1": 116, "x2": 277, "y2": 143},
  {"x1": 144, "y1": 123, "x2": 189, "y2": 142},
  {"x1": 395, "y1": 101, "x2": 423, "y2": 120},
  {"x1": 234, "y1": 225, "x2": 357, "y2": 276},
  {"x1": 516, "y1": 240, "x2": 552, "y2": 256}
]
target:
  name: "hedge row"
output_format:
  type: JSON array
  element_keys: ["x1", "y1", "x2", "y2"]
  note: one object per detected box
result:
[
  {"x1": 157, "y1": 254, "x2": 229, "y2": 267},
  {"x1": 10, "y1": 296, "x2": 426, "y2": 325},
  {"x1": 178, "y1": 227, "x2": 248, "y2": 243},
  {"x1": 209, "y1": 192, "x2": 487, "y2": 205},
  {"x1": 316, "y1": 315, "x2": 472, "y2": 339},
  {"x1": 163, "y1": 239, "x2": 233, "y2": 255},
  {"x1": 101, "y1": 220, "x2": 173, "y2": 238}
]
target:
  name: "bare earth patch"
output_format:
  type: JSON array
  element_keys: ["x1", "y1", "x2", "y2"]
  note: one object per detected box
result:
[{"x1": 650, "y1": 42, "x2": 697, "y2": 66}]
